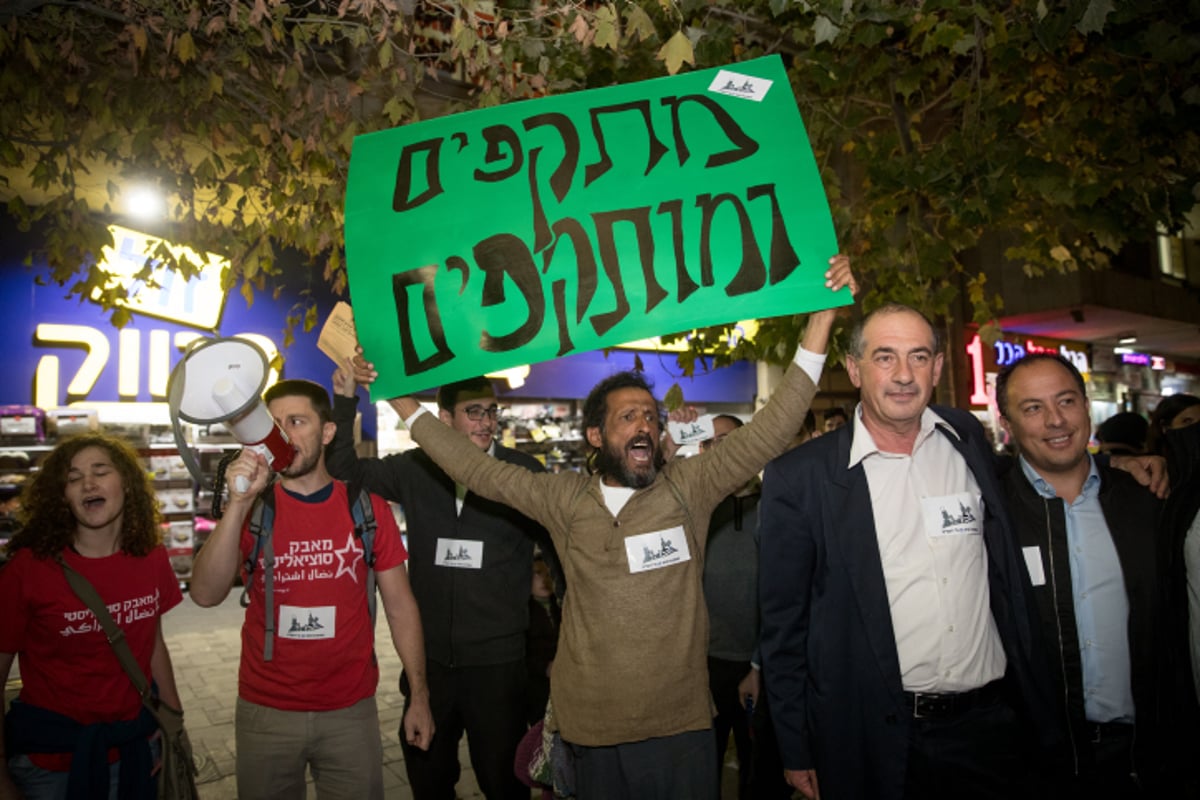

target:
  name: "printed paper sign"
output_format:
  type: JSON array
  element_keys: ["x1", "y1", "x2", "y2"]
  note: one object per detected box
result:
[
  {"x1": 921, "y1": 492, "x2": 984, "y2": 538},
  {"x1": 668, "y1": 415, "x2": 716, "y2": 446},
  {"x1": 624, "y1": 526, "x2": 691, "y2": 574},
  {"x1": 318, "y1": 301, "x2": 360, "y2": 365},
  {"x1": 345, "y1": 55, "x2": 844, "y2": 399},
  {"x1": 278, "y1": 605, "x2": 336, "y2": 640},
  {"x1": 707, "y1": 69, "x2": 773, "y2": 102},
  {"x1": 435, "y1": 537, "x2": 484, "y2": 569}
]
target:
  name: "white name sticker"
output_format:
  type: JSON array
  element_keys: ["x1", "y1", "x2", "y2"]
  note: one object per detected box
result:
[
  {"x1": 435, "y1": 538, "x2": 484, "y2": 569},
  {"x1": 624, "y1": 526, "x2": 691, "y2": 574},
  {"x1": 921, "y1": 492, "x2": 983, "y2": 538},
  {"x1": 707, "y1": 70, "x2": 773, "y2": 102},
  {"x1": 278, "y1": 605, "x2": 336, "y2": 640},
  {"x1": 668, "y1": 415, "x2": 715, "y2": 447},
  {"x1": 1022, "y1": 546, "x2": 1047, "y2": 587}
]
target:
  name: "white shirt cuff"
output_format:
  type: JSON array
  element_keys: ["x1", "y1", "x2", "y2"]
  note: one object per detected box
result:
[
  {"x1": 793, "y1": 346, "x2": 827, "y2": 385},
  {"x1": 404, "y1": 406, "x2": 431, "y2": 430}
]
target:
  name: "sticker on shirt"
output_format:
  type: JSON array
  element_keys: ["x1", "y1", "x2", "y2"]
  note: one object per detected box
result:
[
  {"x1": 921, "y1": 492, "x2": 983, "y2": 537},
  {"x1": 278, "y1": 605, "x2": 336, "y2": 640},
  {"x1": 707, "y1": 69, "x2": 772, "y2": 102},
  {"x1": 1022, "y1": 546, "x2": 1047, "y2": 586},
  {"x1": 435, "y1": 538, "x2": 484, "y2": 569},
  {"x1": 624, "y1": 526, "x2": 691, "y2": 574}
]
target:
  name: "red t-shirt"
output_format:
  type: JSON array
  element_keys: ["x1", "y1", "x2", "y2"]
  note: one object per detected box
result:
[
  {"x1": 237, "y1": 482, "x2": 408, "y2": 711},
  {"x1": 0, "y1": 545, "x2": 184, "y2": 769}
]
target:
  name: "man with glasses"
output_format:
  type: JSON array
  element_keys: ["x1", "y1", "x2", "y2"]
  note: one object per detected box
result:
[{"x1": 326, "y1": 375, "x2": 556, "y2": 800}]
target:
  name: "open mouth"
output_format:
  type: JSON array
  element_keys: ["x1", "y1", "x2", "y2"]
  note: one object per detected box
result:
[
  {"x1": 627, "y1": 436, "x2": 654, "y2": 465},
  {"x1": 82, "y1": 496, "x2": 105, "y2": 510}
]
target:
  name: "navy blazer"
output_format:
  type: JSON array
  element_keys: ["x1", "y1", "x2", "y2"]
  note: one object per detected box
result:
[{"x1": 758, "y1": 406, "x2": 1059, "y2": 800}]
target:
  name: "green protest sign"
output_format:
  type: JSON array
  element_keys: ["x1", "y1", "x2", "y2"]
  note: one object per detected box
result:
[{"x1": 345, "y1": 55, "x2": 844, "y2": 399}]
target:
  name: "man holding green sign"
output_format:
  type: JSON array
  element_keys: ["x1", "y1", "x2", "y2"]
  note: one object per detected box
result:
[
  {"x1": 346, "y1": 254, "x2": 855, "y2": 798},
  {"x1": 342, "y1": 55, "x2": 855, "y2": 797}
]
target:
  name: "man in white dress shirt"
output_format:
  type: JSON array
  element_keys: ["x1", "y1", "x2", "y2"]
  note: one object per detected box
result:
[{"x1": 758, "y1": 304, "x2": 1057, "y2": 800}]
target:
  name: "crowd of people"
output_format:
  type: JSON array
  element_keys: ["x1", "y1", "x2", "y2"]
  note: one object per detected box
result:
[{"x1": 2, "y1": 254, "x2": 1198, "y2": 800}]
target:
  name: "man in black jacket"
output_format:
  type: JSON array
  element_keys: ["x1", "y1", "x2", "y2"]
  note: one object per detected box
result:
[
  {"x1": 996, "y1": 353, "x2": 1179, "y2": 798},
  {"x1": 326, "y1": 373, "x2": 555, "y2": 800}
]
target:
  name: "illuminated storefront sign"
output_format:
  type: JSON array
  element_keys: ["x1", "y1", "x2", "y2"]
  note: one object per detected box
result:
[
  {"x1": 93, "y1": 225, "x2": 230, "y2": 330},
  {"x1": 1119, "y1": 352, "x2": 1166, "y2": 370},
  {"x1": 32, "y1": 324, "x2": 279, "y2": 410},
  {"x1": 966, "y1": 332, "x2": 1091, "y2": 407}
]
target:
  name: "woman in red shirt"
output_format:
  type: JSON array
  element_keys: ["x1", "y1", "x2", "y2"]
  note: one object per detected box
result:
[{"x1": 0, "y1": 433, "x2": 184, "y2": 800}]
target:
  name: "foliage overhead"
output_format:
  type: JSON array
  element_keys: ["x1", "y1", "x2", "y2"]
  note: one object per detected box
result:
[{"x1": 2, "y1": 0, "x2": 1198, "y2": 367}]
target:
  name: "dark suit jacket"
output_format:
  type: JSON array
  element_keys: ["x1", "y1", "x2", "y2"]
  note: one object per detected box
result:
[
  {"x1": 326, "y1": 395, "x2": 558, "y2": 668},
  {"x1": 758, "y1": 406, "x2": 1059, "y2": 800}
]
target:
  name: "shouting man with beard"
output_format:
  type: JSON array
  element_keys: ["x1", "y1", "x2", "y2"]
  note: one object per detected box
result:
[{"x1": 349, "y1": 257, "x2": 856, "y2": 800}]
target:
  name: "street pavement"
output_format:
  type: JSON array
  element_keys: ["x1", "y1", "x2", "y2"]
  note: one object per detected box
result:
[
  {"x1": 7, "y1": 589, "x2": 747, "y2": 798},
  {"x1": 165, "y1": 591, "x2": 490, "y2": 800}
]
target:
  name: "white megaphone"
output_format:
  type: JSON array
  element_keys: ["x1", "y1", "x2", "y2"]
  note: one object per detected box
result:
[{"x1": 167, "y1": 337, "x2": 296, "y2": 492}]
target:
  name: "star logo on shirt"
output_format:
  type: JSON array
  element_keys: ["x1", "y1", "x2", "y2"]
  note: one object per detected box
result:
[{"x1": 333, "y1": 532, "x2": 364, "y2": 583}]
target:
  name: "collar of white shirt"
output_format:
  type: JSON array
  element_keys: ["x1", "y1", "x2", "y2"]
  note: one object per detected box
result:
[{"x1": 847, "y1": 404, "x2": 961, "y2": 468}]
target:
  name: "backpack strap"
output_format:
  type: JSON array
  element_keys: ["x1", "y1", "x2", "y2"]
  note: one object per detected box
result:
[
  {"x1": 240, "y1": 480, "x2": 377, "y2": 662},
  {"x1": 347, "y1": 478, "x2": 378, "y2": 627},
  {"x1": 240, "y1": 484, "x2": 277, "y2": 662}
]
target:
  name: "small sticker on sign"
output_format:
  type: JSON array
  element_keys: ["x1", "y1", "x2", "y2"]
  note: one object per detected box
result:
[{"x1": 708, "y1": 70, "x2": 773, "y2": 102}]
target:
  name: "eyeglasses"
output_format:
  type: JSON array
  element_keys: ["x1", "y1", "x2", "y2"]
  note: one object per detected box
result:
[{"x1": 462, "y1": 404, "x2": 500, "y2": 421}]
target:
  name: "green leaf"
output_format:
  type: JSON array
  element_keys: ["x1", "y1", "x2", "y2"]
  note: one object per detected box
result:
[
  {"x1": 813, "y1": 16, "x2": 840, "y2": 46},
  {"x1": 594, "y1": 4, "x2": 619, "y2": 51},
  {"x1": 176, "y1": 31, "x2": 196, "y2": 64},
  {"x1": 663, "y1": 383, "x2": 684, "y2": 411},
  {"x1": 624, "y1": 5, "x2": 657, "y2": 43},
  {"x1": 656, "y1": 30, "x2": 694, "y2": 75},
  {"x1": 1075, "y1": 0, "x2": 1114, "y2": 36}
]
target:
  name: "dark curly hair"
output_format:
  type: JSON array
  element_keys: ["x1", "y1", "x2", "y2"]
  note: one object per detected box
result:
[{"x1": 6, "y1": 433, "x2": 162, "y2": 559}]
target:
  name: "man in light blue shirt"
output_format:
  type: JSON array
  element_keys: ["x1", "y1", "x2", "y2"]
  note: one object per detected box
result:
[{"x1": 997, "y1": 353, "x2": 1176, "y2": 798}]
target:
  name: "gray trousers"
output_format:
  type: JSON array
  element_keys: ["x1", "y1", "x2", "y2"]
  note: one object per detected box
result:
[{"x1": 569, "y1": 727, "x2": 718, "y2": 800}]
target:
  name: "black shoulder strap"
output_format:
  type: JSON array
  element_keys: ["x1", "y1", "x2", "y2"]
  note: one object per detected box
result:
[
  {"x1": 241, "y1": 481, "x2": 380, "y2": 662},
  {"x1": 241, "y1": 484, "x2": 277, "y2": 661},
  {"x1": 347, "y1": 478, "x2": 378, "y2": 626}
]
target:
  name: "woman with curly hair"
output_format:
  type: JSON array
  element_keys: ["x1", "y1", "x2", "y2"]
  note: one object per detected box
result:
[{"x1": 0, "y1": 433, "x2": 185, "y2": 799}]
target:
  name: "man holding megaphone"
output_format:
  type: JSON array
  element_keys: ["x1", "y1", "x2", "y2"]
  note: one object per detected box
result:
[{"x1": 190, "y1": 378, "x2": 434, "y2": 800}]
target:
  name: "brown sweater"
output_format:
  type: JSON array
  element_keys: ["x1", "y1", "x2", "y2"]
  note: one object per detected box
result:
[{"x1": 408, "y1": 364, "x2": 817, "y2": 746}]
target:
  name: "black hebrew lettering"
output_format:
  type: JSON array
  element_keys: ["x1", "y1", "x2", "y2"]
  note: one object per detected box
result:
[
  {"x1": 593, "y1": 208, "x2": 668, "y2": 316},
  {"x1": 746, "y1": 183, "x2": 801, "y2": 285},
  {"x1": 523, "y1": 113, "x2": 583, "y2": 254},
  {"x1": 452, "y1": 132, "x2": 469, "y2": 152},
  {"x1": 550, "y1": 279, "x2": 574, "y2": 356},
  {"x1": 473, "y1": 125, "x2": 524, "y2": 183},
  {"x1": 583, "y1": 101, "x2": 669, "y2": 188},
  {"x1": 391, "y1": 265, "x2": 455, "y2": 375},
  {"x1": 660, "y1": 94, "x2": 760, "y2": 169},
  {"x1": 544, "y1": 218, "x2": 601, "y2": 328},
  {"x1": 695, "y1": 192, "x2": 767, "y2": 297},
  {"x1": 546, "y1": 216, "x2": 627, "y2": 337},
  {"x1": 655, "y1": 199, "x2": 700, "y2": 302},
  {"x1": 523, "y1": 113, "x2": 580, "y2": 203},
  {"x1": 444, "y1": 256, "x2": 471, "y2": 293},
  {"x1": 527, "y1": 147, "x2": 553, "y2": 254},
  {"x1": 474, "y1": 234, "x2": 546, "y2": 353},
  {"x1": 393, "y1": 138, "x2": 445, "y2": 213}
]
